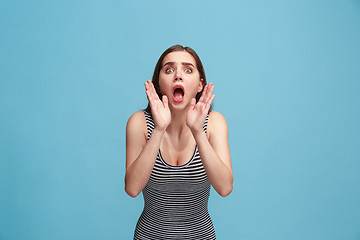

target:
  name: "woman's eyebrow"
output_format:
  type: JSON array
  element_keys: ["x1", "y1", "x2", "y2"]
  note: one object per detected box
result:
[
  {"x1": 162, "y1": 62, "x2": 174, "y2": 68},
  {"x1": 162, "y1": 62, "x2": 195, "y2": 68},
  {"x1": 182, "y1": 62, "x2": 195, "y2": 67}
]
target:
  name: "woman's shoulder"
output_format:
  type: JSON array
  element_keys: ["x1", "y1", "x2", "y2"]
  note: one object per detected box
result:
[
  {"x1": 128, "y1": 110, "x2": 146, "y2": 120},
  {"x1": 126, "y1": 111, "x2": 147, "y2": 132},
  {"x1": 207, "y1": 111, "x2": 228, "y2": 135},
  {"x1": 208, "y1": 110, "x2": 227, "y2": 123}
]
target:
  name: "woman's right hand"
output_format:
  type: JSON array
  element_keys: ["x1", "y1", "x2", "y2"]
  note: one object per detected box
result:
[{"x1": 145, "y1": 80, "x2": 171, "y2": 131}]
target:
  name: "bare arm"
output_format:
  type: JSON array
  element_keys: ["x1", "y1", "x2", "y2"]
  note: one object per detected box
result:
[
  {"x1": 125, "y1": 80, "x2": 170, "y2": 197},
  {"x1": 187, "y1": 83, "x2": 233, "y2": 197},
  {"x1": 193, "y1": 111, "x2": 233, "y2": 197},
  {"x1": 125, "y1": 112, "x2": 166, "y2": 197}
]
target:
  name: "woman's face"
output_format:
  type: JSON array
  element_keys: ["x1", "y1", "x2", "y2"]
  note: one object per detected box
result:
[{"x1": 159, "y1": 51, "x2": 204, "y2": 110}]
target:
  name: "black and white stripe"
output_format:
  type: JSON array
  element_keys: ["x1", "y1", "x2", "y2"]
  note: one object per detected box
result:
[{"x1": 134, "y1": 111, "x2": 216, "y2": 240}]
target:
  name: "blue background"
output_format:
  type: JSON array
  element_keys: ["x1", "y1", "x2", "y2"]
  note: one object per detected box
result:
[{"x1": 1, "y1": 0, "x2": 360, "y2": 239}]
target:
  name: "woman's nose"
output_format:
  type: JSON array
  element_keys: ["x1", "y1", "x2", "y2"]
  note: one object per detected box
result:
[{"x1": 174, "y1": 70, "x2": 182, "y2": 81}]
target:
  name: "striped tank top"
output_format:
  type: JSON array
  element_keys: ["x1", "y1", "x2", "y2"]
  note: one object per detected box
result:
[{"x1": 134, "y1": 111, "x2": 216, "y2": 240}]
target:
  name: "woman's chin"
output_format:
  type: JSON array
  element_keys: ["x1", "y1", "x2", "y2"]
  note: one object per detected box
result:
[{"x1": 169, "y1": 100, "x2": 189, "y2": 111}]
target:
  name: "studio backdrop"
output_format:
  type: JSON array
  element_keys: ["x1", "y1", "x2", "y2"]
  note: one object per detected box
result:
[{"x1": 1, "y1": 0, "x2": 359, "y2": 239}]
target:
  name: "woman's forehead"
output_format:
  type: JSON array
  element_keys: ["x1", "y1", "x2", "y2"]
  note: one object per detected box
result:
[{"x1": 162, "y1": 51, "x2": 196, "y2": 65}]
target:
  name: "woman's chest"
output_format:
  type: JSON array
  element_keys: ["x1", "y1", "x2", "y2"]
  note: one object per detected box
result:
[{"x1": 159, "y1": 135, "x2": 197, "y2": 167}]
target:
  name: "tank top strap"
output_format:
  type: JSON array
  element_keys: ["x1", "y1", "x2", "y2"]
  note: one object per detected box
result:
[{"x1": 143, "y1": 111, "x2": 155, "y2": 141}]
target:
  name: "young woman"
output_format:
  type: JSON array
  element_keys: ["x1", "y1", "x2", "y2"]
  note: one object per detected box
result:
[{"x1": 125, "y1": 45, "x2": 233, "y2": 239}]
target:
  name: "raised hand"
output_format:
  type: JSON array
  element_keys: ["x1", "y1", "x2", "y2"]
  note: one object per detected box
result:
[
  {"x1": 186, "y1": 82, "x2": 215, "y2": 134},
  {"x1": 145, "y1": 80, "x2": 171, "y2": 131}
]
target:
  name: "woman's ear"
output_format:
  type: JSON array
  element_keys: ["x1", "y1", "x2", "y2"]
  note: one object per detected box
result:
[{"x1": 198, "y1": 79, "x2": 204, "y2": 92}]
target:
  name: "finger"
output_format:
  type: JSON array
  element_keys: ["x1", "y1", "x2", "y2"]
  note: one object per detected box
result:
[
  {"x1": 146, "y1": 83, "x2": 157, "y2": 105},
  {"x1": 145, "y1": 81, "x2": 150, "y2": 95},
  {"x1": 146, "y1": 90, "x2": 153, "y2": 105},
  {"x1": 162, "y1": 95, "x2": 169, "y2": 109},
  {"x1": 146, "y1": 89, "x2": 155, "y2": 103},
  {"x1": 145, "y1": 80, "x2": 152, "y2": 92},
  {"x1": 198, "y1": 85, "x2": 208, "y2": 103},
  {"x1": 153, "y1": 85, "x2": 162, "y2": 102},
  {"x1": 204, "y1": 83, "x2": 214, "y2": 102},
  {"x1": 148, "y1": 81, "x2": 160, "y2": 101},
  {"x1": 145, "y1": 80, "x2": 152, "y2": 91},
  {"x1": 149, "y1": 80, "x2": 156, "y2": 94},
  {"x1": 206, "y1": 94, "x2": 215, "y2": 109},
  {"x1": 189, "y1": 98, "x2": 196, "y2": 110}
]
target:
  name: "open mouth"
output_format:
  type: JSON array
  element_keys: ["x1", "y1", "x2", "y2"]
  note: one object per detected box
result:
[{"x1": 172, "y1": 85, "x2": 185, "y2": 102}]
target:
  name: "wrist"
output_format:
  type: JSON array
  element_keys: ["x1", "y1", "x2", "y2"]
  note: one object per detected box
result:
[
  {"x1": 153, "y1": 126, "x2": 167, "y2": 134},
  {"x1": 190, "y1": 127, "x2": 206, "y2": 139}
]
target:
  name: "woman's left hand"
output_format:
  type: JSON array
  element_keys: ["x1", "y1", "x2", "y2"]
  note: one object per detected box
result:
[{"x1": 186, "y1": 83, "x2": 215, "y2": 135}]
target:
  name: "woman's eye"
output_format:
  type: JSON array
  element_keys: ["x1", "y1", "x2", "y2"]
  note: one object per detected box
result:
[
  {"x1": 185, "y1": 68, "x2": 192, "y2": 73},
  {"x1": 165, "y1": 68, "x2": 174, "y2": 73}
]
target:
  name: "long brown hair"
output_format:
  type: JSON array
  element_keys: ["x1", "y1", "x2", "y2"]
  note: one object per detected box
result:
[{"x1": 145, "y1": 44, "x2": 211, "y2": 113}]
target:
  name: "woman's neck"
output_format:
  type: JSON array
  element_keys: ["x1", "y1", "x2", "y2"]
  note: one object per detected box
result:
[{"x1": 166, "y1": 108, "x2": 190, "y2": 138}]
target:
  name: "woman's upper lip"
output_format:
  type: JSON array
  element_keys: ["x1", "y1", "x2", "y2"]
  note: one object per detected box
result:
[{"x1": 172, "y1": 84, "x2": 184, "y2": 92}]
